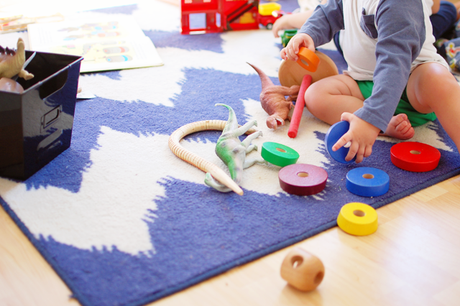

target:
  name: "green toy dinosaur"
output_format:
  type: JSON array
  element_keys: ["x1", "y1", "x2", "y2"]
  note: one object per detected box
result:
[{"x1": 205, "y1": 103, "x2": 265, "y2": 193}]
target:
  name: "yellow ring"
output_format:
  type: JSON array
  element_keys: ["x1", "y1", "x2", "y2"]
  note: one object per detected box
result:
[{"x1": 337, "y1": 202, "x2": 378, "y2": 236}]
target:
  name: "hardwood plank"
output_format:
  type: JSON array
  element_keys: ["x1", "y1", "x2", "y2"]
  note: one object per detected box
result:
[{"x1": 0, "y1": 205, "x2": 79, "y2": 306}]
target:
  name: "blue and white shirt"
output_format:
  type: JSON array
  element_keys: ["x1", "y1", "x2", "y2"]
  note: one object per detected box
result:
[{"x1": 299, "y1": 0, "x2": 448, "y2": 132}]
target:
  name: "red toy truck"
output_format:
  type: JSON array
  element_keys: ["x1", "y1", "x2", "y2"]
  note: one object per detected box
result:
[
  {"x1": 181, "y1": 0, "x2": 285, "y2": 34},
  {"x1": 258, "y1": 3, "x2": 284, "y2": 30}
]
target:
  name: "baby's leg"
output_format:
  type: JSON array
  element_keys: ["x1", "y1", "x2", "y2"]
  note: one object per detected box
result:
[
  {"x1": 304, "y1": 74, "x2": 365, "y2": 125},
  {"x1": 382, "y1": 113, "x2": 414, "y2": 140},
  {"x1": 407, "y1": 62, "x2": 460, "y2": 151},
  {"x1": 306, "y1": 74, "x2": 414, "y2": 140}
]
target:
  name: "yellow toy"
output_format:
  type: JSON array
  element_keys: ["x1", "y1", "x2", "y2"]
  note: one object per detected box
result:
[
  {"x1": 0, "y1": 38, "x2": 34, "y2": 81},
  {"x1": 337, "y1": 202, "x2": 378, "y2": 236}
]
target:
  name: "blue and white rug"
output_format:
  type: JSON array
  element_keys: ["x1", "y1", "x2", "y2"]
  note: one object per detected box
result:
[{"x1": 1, "y1": 1, "x2": 460, "y2": 306}]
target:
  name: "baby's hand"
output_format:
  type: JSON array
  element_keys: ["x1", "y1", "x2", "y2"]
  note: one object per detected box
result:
[
  {"x1": 280, "y1": 33, "x2": 315, "y2": 62},
  {"x1": 332, "y1": 112, "x2": 380, "y2": 163}
]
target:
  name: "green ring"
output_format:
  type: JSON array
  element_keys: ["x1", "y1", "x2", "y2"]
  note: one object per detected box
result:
[{"x1": 261, "y1": 142, "x2": 299, "y2": 167}]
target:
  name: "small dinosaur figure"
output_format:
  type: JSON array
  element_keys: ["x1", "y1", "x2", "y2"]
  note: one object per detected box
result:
[
  {"x1": 205, "y1": 103, "x2": 265, "y2": 193},
  {"x1": 248, "y1": 62, "x2": 300, "y2": 130},
  {"x1": 0, "y1": 38, "x2": 34, "y2": 80}
]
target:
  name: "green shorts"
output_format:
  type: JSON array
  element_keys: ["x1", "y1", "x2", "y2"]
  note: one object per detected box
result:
[{"x1": 357, "y1": 81, "x2": 436, "y2": 127}]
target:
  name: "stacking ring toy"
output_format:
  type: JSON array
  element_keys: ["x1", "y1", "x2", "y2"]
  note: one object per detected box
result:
[
  {"x1": 280, "y1": 247, "x2": 325, "y2": 292},
  {"x1": 279, "y1": 164, "x2": 328, "y2": 196},
  {"x1": 296, "y1": 47, "x2": 320, "y2": 72},
  {"x1": 279, "y1": 50, "x2": 338, "y2": 88},
  {"x1": 337, "y1": 202, "x2": 378, "y2": 236},
  {"x1": 390, "y1": 142, "x2": 441, "y2": 172},
  {"x1": 261, "y1": 142, "x2": 299, "y2": 167},
  {"x1": 346, "y1": 167, "x2": 389, "y2": 197},
  {"x1": 287, "y1": 74, "x2": 312, "y2": 139},
  {"x1": 325, "y1": 121, "x2": 355, "y2": 164}
]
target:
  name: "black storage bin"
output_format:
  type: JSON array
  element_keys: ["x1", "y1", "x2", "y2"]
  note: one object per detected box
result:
[{"x1": 0, "y1": 51, "x2": 83, "y2": 180}]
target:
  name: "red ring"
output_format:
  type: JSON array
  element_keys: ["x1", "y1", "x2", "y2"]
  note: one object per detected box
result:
[
  {"x1": 390, "y1": 142, "x2": 440, "y2": 172},
  {"x1": 279, "y1": 164, "x2": 328, "y2": 196}
]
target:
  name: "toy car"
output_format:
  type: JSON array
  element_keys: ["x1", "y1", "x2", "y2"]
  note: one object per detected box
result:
[
  {"x1": 258, "y1": 3, "x2": 285, "y2": 30},
  {"x1": 280, "y1": 29, "x2": 298, "y2": 47}
]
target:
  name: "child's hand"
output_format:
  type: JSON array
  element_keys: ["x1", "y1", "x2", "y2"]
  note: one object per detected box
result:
[
  {"x1": 280, "y1": 33, "x2": 315, "y2": 62},
  {"x1": 332, "y1": 112, "x2": 380, "y2": 163}
]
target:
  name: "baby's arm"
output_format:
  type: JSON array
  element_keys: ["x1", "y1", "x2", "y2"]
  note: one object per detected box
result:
[
  {"x1": 273, "y1": 0, "x2": 330, "y2": 37},
  {"x1": 353, "y1": 0, "x2": 424, "y2": 133},
  {"x1": 334, "y1": 0, "x2": 425, "y2": 162},
  {"x1": 432, "y1": 0, "x2": 440, "y2": 14},
  {"x1": 272, "y1": 11, "x2": 314, "y2": 38}
]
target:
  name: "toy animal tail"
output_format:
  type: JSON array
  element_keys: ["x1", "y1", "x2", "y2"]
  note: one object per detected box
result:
[
  {"x1": 247, "y1": 62, "x2": 275, "y2": 89},
  {"x1": 215, "y1": 103, "x2": 238, "y2": 132}
]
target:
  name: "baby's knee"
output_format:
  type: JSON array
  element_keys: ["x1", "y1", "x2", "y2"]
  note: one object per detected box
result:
[
  {"x1": 412, "y1": 63, "x2": 455, "y2": 91},
  {"x1": 304, "y1": 82, "x2": 328, "y2": 113}
]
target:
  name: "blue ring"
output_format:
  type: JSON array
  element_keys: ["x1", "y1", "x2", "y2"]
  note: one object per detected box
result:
[
  {"x1": 346, "y1": 167, "x2": 389, "y2": 197},
  {"x1": 325, "y1": 121, "x2": 355, "y2": 164}
]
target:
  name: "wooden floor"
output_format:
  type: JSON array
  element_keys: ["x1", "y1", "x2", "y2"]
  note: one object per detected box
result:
[{"x1": 1, "y1": 174, "x2": 460, "y2": 306}]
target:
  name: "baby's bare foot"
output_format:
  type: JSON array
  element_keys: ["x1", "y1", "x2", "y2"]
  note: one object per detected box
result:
[{"x1": 382, "y1": 113, "x2": 414, "y2": 140}]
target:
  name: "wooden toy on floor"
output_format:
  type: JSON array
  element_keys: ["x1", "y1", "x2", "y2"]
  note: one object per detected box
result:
[
  {"x1": 295, "y1": 47, "x2": 320, "y2": 72},
  {"x1": 278, "y1": 48, "x2": 338, "y2": 88},
  {"x1": 280, "y1": 47, "x2": 338, "y2": 138},
  {"x1": 325, "y1": 121, "x2": 355, "y2": 164},
  {"x1": 287, "y1": 48, "x2": 319, "y2": 138},
  {"x1": 346, "y1": 167, "x2": 390, "y2": 197},
  {"x1": 261, "y1": 142, "x2": 299, "y2": 167},
  {"x1": 337, "y1": 202, "x2": 378, "y2": 236},
  {"x1": 280, "y1": 247, "x2": 325, "y2": 292},
  {"x1": 288, "y1": 74, "x2": 312, "y2": 138},
  {"x1": 390, "y1": 141, "x2": 441, "y2": 172},
  {"x1": 278, "y1": 163, "x2": 328, "y2": 196}
]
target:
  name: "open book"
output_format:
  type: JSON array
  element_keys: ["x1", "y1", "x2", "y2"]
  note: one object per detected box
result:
[{"x1": 27, "y1": 14, "x2": 163, "y2": 73}]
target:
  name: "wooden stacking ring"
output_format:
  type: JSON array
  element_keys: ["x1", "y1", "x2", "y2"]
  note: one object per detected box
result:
[
  {"x1": 390, "y1": 141, "x2": 441, "y2": 172},
  {"x1": 296, "y1": 47, "x2": 320, "y2": 72},
  {"x1": 325, "y1": 121, "x2": 355, "y2": 164},
  {"x1": 280, "y1": 247, "x2": 325, "y2": 292},
  {"x1": 279, "y1": 164, "x2": 328, "y2": 196},
  {"x1": 346, "y1": 167, "x2": 389, "y2": 197},
  {"x1": 278, "y1": 50, "x2": 338, "y2": 88},
  {"x1": 337, "y1": 202, "x2": 378, "y2": 236},
  {"x1": 261, "y1": 142, "x2": 299, "y2": 167}
]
